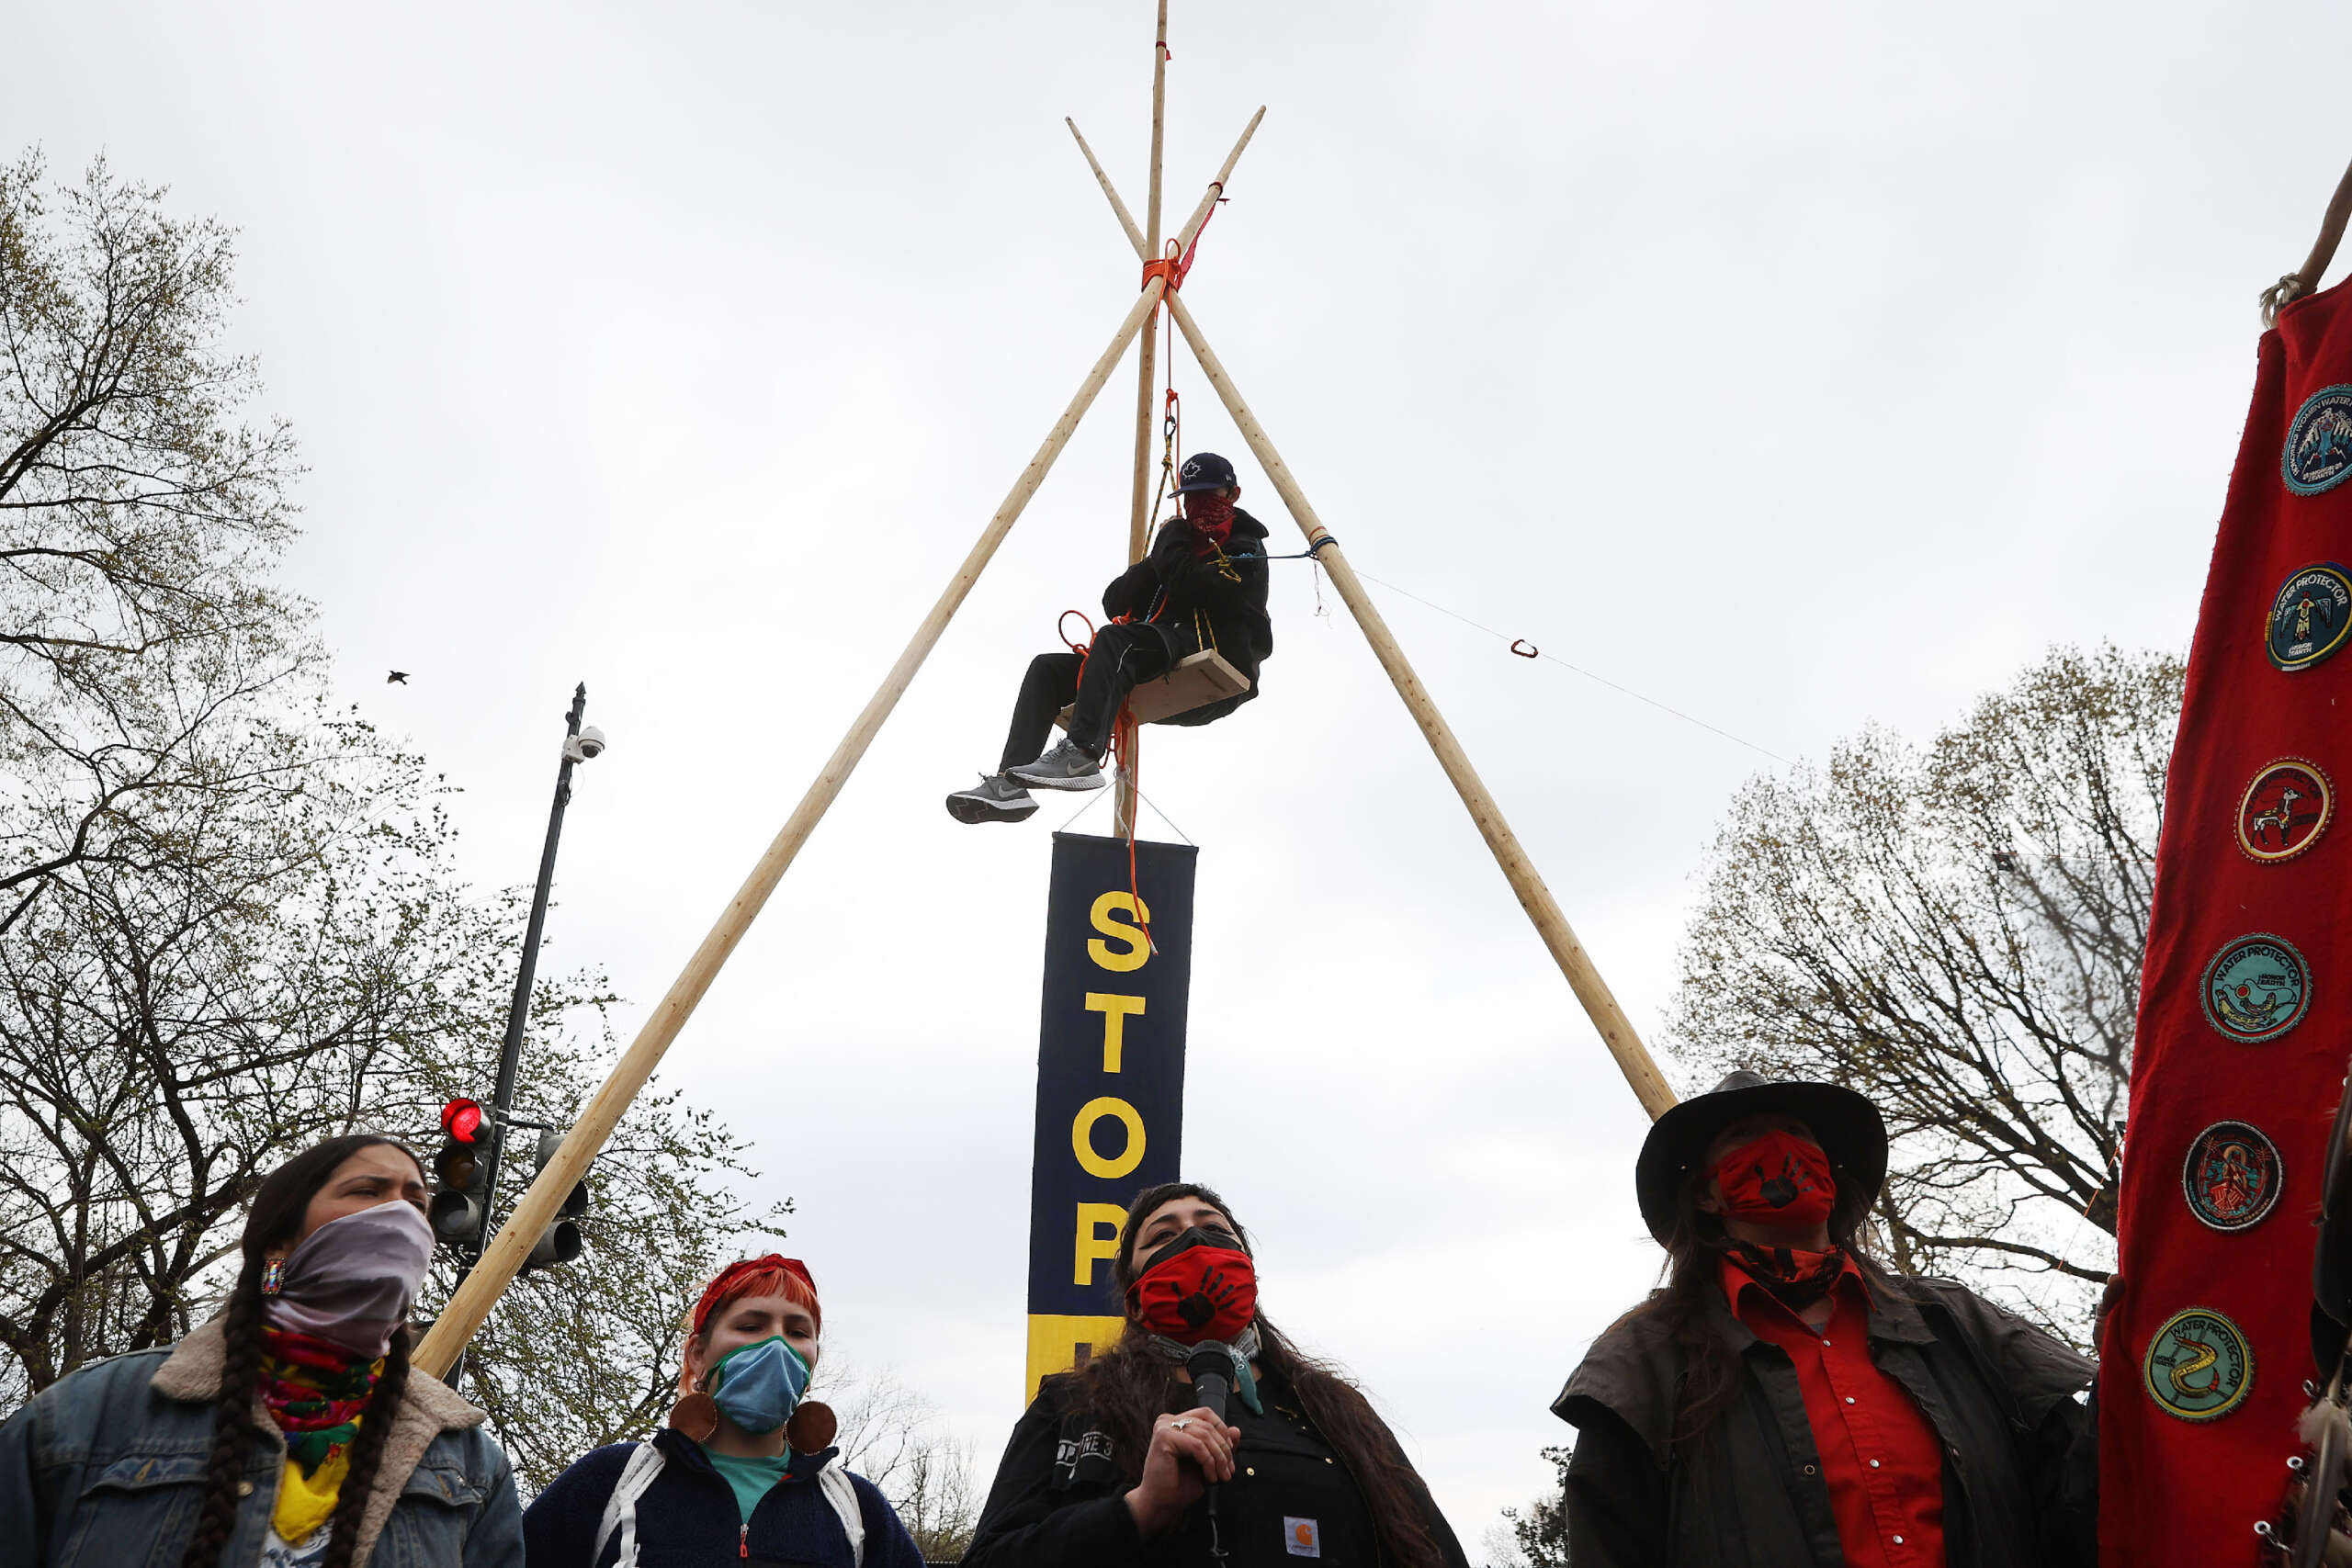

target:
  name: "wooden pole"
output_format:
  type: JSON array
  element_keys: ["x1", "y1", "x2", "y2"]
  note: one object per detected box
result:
[
  {"x1": 1058, "y1": 130, "x2": 1670, "y2": 1116},
  {"x1": 1067, "y1": 118, "x2": 1148, "y2": 256},
  {"x1": 1130, "y1": 1, "x2": 1169, "y2": 567},
  {"x1": 1114, "y1": 1, "x2": 1170, "y2": 838},
  {"x1": 414, "y1": 193, "x2": 1238, "y2": 1377},
  {"x1": 1163, "y1": 292, "x2": 1679, "y2": 1120}
]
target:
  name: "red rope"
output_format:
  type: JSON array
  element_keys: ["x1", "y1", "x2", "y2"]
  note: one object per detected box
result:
[
  {"x1": 1051, "y1": 612, "x2": 1157, "y2": 955},
  {"x1": 1137, "y1": 187, "x2": 1225, "y2": 296}
]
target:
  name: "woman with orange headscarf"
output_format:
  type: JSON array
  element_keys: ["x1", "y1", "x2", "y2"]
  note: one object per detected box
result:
[{"x1": 521, "y1": 1256, "x2": 924, "y2": 1568}]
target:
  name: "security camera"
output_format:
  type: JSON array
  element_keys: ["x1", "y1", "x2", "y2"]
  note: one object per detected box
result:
[{"x1": 563, "y1": 726, "x2": 607, "y2": 763}]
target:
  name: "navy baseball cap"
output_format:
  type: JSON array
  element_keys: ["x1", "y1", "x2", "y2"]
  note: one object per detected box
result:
[{"x1": 1174, "y1": 452, "x2": 1238, "y2": 493}]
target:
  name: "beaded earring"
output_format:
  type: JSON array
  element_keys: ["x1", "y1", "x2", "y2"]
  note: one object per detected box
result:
[{"x1": 261, "y1": 1257, "x2": 285, "y2": 1296}]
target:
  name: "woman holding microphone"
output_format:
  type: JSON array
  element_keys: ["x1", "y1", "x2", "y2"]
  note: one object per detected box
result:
[{"x1": 964, "y1": 1181, "x2": 1467, "y2": 1568}]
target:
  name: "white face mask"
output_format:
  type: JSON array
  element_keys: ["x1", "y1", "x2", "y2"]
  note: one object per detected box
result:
[{"x1": 264, "y1": 1201, "x2": 435, "y2": 1358}]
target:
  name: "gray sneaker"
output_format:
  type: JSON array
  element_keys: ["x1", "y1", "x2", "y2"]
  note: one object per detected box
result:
[
  {"x1": 945, "y1": 773, "x2": 1040, "y2": 824},
  {"x1": 1007, "y1": 739, "x2": 1106, "y2": 792}
]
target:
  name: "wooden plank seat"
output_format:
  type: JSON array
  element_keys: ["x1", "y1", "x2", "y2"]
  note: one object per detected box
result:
[{"x1": 1057, "y1": 648, "x2": 1250, "y2": 729}]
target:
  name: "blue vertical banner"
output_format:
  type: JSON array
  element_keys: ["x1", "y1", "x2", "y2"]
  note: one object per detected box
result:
[{"x1": 1023, "y1": 830, "x2": 1195, "y2": 1398}]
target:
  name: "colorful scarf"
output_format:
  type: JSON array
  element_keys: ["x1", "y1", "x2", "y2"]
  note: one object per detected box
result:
[
  {"x1": 1725, "y1": 1241, "x2": 1849, "y2": 1314},
  {"x1": 260, "y1": 1325, "x2": 382, "y2": 1542}
]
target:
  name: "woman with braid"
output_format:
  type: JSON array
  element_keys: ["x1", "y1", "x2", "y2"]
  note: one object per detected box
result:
[{"x1": 0, "y1": 1134, "x2": 522, "y2": 1568}]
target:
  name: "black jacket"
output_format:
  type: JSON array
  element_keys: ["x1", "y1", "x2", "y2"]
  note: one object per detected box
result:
[
  {"x1": 1101, "y1": 509, "x2": 1274, "y2": 725},
  {"x1": 963, "y1": 1366, "x2": 1468, "y2": 1568},
  {"x1": 1551, "y1": 1276, "x2": 2098, "y2": 1568}
]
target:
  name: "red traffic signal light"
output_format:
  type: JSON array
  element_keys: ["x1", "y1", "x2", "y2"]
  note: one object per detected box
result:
[{"x1": 440, "y1": 1098, "x2": 485, "y2": 1143}]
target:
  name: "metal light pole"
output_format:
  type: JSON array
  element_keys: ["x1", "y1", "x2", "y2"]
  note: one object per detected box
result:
[{"x1": 469, "y1": 682, "x2": 603, "y2": 1261}]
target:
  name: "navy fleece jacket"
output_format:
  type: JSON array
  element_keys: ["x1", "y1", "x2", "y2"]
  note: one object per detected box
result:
[{"x1": 522, "y1": 1427, "x2": 926, "y2": 1568}]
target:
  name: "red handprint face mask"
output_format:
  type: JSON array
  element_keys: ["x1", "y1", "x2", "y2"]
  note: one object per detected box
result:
[
  {"x1": 1125, "y1": 1227, "x2": 1258, "y2": 1343},
  {"x1": 1711, "y1": 1130, "x2": 1837, "y2": 1228}
]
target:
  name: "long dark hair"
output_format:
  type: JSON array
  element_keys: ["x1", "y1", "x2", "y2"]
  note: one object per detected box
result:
[
  {"x1": 1624, "y1": 1160, "x2": 1905, "y2": 1445},
  {"x1": 1055, "y1": 1181, "x2": 1446, "y2": 1568},
  {"x1": 179, "y1": 1134, "x2": 425, "y2": 1568}
]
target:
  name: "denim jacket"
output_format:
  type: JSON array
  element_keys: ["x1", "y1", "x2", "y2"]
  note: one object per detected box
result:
[{"x1": 0, "y1": 1318, "x2": 523, "y2": 1568}]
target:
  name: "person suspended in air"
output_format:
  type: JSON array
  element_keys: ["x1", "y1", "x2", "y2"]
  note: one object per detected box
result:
[{"x1": 946, "y1": 452, "x2": 1272, "y2": 824}]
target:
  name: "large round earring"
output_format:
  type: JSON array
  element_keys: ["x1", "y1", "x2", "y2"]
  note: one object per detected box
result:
[
  {"x1": 786, "y1": 1400, "x2": 837, "y2": 1456},
  {"x1": 667, "y1": 1391, "x2": 718, "y2": 1442},
  {"x1": 260, "y1": 1258, "x2": 285, "y2": 1296}
]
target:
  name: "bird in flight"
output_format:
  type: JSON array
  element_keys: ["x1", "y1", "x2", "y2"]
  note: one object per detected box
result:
[{"x1": 387, "y1": 671, "x2": 410, "y2": 684}]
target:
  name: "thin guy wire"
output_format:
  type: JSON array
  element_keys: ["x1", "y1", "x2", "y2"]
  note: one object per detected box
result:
[{"x1": 1348, "y1": 569, "x2": 1792, "y2": 765}]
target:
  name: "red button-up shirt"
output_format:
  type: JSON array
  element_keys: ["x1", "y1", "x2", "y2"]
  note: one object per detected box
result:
[{"x1": 1722, "y1": 1254, "x2": 1947, "y2": 1568}]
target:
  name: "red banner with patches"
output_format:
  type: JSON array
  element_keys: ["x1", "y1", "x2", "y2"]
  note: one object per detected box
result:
[{"x1": 2105, "y1": 282, "x2": 2352, "y2": 1562}]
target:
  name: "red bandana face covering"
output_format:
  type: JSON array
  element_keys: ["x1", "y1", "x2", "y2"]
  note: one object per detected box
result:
[
  {"x1": 1182, "y1": 491, "x2": 1236, "y2": 555},
  {"x1": 1712, "y1": 1130, "x2": 1837, "y2": 1227},
  {"x1": 1125, "y1": 1226, "x2": 1258, "y2": 1343}
]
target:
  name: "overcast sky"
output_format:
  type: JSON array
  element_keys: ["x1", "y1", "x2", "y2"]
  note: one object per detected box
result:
[{"x1": 7, "y1": 0, "x2": 2346, "y2": 1543}]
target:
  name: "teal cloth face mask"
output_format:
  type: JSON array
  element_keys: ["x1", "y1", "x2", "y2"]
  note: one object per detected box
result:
[{"x1": 708, "y1": 1337, "x2": 810, "y2": 1435}]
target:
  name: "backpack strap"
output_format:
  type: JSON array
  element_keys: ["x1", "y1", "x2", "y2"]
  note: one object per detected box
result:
[
  {"x1": 818, "y1": 1461, "x2": 865, "y2": 1567},
  {"x1": 592, "y1": 1441, "x2": 669, "y2": 1568}
]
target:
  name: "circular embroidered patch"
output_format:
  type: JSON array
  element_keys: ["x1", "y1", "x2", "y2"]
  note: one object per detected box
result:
[
  {"x1": 2181, "y1": 1122, "x2": 2283, "y2": 1231},
  {"x1": 2267, "y1": 564, "x2": 2352, "y2": 671},
  {"x1": 2285, "y1": 385, "x2": 2352, "y2": 495},
  {"x1": 2236, "y1": 758, "x2": 2335, "y2": 863},
  {"x1": 2200, "y1": 933, "x2": 2312, "y2": 1043},
  {"x1": 2143, "y1": 1307, "x2": 2254, "y2": 1421}
]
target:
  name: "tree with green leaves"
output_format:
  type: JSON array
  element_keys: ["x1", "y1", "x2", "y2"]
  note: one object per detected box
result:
[
  {"x1": 0, "y1": 151, "x2": 791, "y2": 1494},
  {"x1": 1483, "y1": 1446, "x2": 1569, "y2": 1568}
]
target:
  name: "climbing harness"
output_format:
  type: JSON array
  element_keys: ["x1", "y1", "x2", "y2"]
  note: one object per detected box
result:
[{"x1": 1054, "y1": 609, "x2": 1160, "y2": 955}]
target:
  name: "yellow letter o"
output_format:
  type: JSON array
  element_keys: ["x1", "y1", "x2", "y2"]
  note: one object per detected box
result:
[{"x1": 1071, "y1": 1096, "x2": 1147, "y2": 1180}]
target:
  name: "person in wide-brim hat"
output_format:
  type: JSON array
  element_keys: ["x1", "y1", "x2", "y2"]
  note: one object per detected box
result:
[
  {"x1": 1548, "y1": 1068, "x2": 2101, "y2": 1568},
  {"x1": 1633, "y1": 1068, "x2": 1888, "y2": 1246}
]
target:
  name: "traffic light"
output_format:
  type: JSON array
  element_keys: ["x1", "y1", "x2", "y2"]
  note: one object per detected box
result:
[
  {"x1": 429, "y1": 1098, "x2": 492, "y2": 1249},
  {"x1": 517, "y1": 1128, "x2": 589, "y2": 1274}
]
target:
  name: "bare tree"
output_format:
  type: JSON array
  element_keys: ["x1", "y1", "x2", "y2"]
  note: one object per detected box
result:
[
  {"x1": 825, "y1": 1365, "x2": 982, "y2": 1560},
  {"x1": 0, "y1": 150, "x2": 794, "y2": 1484},
  {"x1": 0, "y1": 150, "x2": 305, "y2": 940},
  {"x1": 1670, "y1": 643, "x2": 2181, "y2": 1339}
]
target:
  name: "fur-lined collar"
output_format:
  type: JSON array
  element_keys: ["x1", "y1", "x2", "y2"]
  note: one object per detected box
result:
[{"x1": 152, "y1": 1318, "x2": 486, "y2": 1568}]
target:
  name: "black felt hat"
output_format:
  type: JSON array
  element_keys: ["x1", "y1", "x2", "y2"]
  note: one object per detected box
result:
[{"x1": 1634, "y1": 1069, "x2": 1888, "y2": 1247}]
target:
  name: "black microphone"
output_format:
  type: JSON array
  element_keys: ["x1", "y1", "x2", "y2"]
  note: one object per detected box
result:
[
  {"x1": 1185, "y1": 1346, "x2": 1235, "y2": 1561},
  {"x1": 1185, "y1": 1344, "x2": 1234, "y2": 1420}
]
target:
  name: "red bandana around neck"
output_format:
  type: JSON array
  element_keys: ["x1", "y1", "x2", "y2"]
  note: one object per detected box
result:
[
  {"x1": 1182, "y1": 491, "x2": 1236, "y2": 556},
  {"x1": 1712, "y1": 1130, "x2": 1837, "y2": 1227},
  {"x1": 1726, "y1": 1242, "x2": 1849, "y2": 1313},
  {"x1": 260, "y1": 1325, "x2": 383, "y2": 1475}
]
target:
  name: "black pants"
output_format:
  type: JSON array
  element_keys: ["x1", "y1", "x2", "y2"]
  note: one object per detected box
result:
[{"x1": 999, "y1": 623, "x2": 1174, "y2": 770}]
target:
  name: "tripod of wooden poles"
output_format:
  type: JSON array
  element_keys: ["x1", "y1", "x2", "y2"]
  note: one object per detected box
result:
[{"x1": 414, "y1": 2, "x2": 1675, "y2": 1382}]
